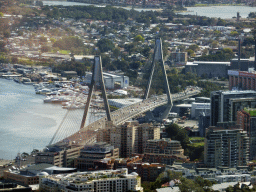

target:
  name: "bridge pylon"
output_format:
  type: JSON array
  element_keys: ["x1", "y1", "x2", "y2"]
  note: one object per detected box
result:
[
  {"x1": 144, "y1": 38, "x2": 173, "y2": 120},
  {"x1": 80, "y1": 56, "x2": 112, "y2": 129}
]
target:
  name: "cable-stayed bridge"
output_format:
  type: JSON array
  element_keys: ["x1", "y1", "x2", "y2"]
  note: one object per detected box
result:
[{"x1": 48, "y1": 38, "x2": 201, "y2": 146}]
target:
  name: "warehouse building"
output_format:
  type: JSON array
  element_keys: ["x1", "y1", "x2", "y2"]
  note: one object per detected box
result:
[{"x1": 85, "y1": 72, "x2": 129, "y2": 89}]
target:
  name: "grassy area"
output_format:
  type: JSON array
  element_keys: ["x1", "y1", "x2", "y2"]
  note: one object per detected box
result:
[
  {"x1": 59, "y1": 50, "x2": 71, "y2": 55},
  {"x1": 188, "y1": 142, "x2": 204, "y2": 148},
  {"x1": 189, "y1": 137, "x2": 204, "y2": 141}
]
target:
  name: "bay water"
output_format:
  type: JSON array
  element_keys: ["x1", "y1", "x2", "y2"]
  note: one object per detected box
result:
[
  {"x1": 42, "y1": 1, "x2": 255, "y2": 19},
  {"x1": 0, "y1": 79, "x2": 70, "y2": 159}
]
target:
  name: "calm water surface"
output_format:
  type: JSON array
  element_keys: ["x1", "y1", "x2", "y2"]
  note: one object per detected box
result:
[
  {"x1": 42, "y1": 1, "x2": 162, "y2": 11},
  {"x1": 0, "y1": 79, "x2": 69, "y2": 159},
  {"x1": 180, "y1": 6, "x2": 256, "y2": 19},
  {"x1": 0, "y1": 79, "x2": 101, "y2": 160},
  {"x1": 42, "y1": 1, "x2": 255, "y2": 19}
]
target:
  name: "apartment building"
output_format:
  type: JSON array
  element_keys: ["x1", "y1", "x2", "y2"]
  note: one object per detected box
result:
[
  {"x1": 100, "y1": 121, "x2": 160, "y2": 158},
  {"x1": 74, "y1": 142, "x2": 119, "y2": 171},
  {"x1": 210, "y1": 90, "x2": 256, "y2": 126},
  {"x1": 39, "y1": 168, "x2": 143, "y2": 192},
  {"x1": 35, "y1": 144, "x2": 83, "y2": 167},
  {"x1": 143, "y1": 138, "x2": 188, "y2": 165},
  {"x1": 237, "y1": 108, "x2": 256, "y2": 160},
  {"x1": 204, "y1": 125, "x2": 249, "y2": 168},
  {"x1": 128, "y1": 163, "x2": 166, "y2": 181}
]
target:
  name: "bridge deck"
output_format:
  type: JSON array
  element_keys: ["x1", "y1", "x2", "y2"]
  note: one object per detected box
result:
[{"x1": 59, "y1": 89, "x2": 201, "y2": 145}]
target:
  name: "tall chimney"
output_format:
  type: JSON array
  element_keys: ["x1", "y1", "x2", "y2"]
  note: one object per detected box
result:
[
  {"x1": 255, "y1": 39, "x2": 256, "y2": 70},
  {"x1": 238, "y1": 38, "x2": 241, "y2": 70}
]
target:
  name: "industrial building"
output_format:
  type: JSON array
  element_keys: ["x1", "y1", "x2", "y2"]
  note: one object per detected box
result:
[
  {"x1": 229, "y1": 57, "x2": 255, "y2": 71},
  {"x1": 109, "y1": 98, "x2": 142, "y2": 108},
  {"x1": 210, "y1": 90, "x2": 256, "y2": 126},
  {"x1": 169, "y1": 51, "x2": 187, "y2": 66},
  {"x1": 204, "y1": 125, "x2": 249, "y2": 168},
  {"x1": 85, "y1": 72, "x2": 129, "y2": 89},
  {"x1": 190, "y1": 103, "x2": 210, "y2": 119},
  {"x1": 185, "y1": 61, "x2": 230, "y2": 78},
  {"x1": 228, "y1": 69, "x2": 256, "y2": 91}
]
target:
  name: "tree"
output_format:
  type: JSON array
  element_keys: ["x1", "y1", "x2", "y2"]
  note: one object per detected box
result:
[
  {"x1": 187, "y1": 49, "x2": 195, "y2": 57},
  {"x1": 97, "y1": 38, "x2": 115, "y2": 53},
  {"x1": 230, "y1": 30, "x2": 239, "y2": 37},
  {"x1": 151, "y1": 26, "x2": 160, "y2": 34},
  {"x1": 0, "y1": 41, "x2": 6, "y2": 52},
  {"x1": 141, "y1": 46, "x2": 151, "y2": 57},
  {"x1": 50, "y1": 38, "x2": 56, "y2": 44},
  {"x1": 165, "y1": 123, "x2": 180, "y2": 139},
  {"x1": 11, "y1": 56, "x2": 18, "y2": 63},
  {"x1": 188, "y1": 44, "x2": 199, "y2": 52},
  {"x1": 129, "y1": 61, "x2": 142, "y2": 70},
  {"x1": 134, "y1": 35, "x2": 145, "y2": 42},
  {"x1": 113, "y1": 47, "x2": 120, "y2": 59},
  {"x1": 3, "y1": 31, "x2": 10, "y2": 38},
  {"x1": 102, "y1": 54, "x2": 111, "y2": 68},
  {"x1": 21, "y1": 152, "x2": 29, "y2": 158},
  {"x1": 53, "y1": 36, "x2": 84, "y2": 51},
  {"x1": 170, "y1": 68, "x2": 179, "y2": 75},
  {"x1": 41, "y1": 45, "x2": 51, "y2": 53},
  {"x1": 31, "y1": 149, "x2": 39, "y2": 154},
  {"x1": 179, "y1": 177, "x2": 199, "y2": 192}
]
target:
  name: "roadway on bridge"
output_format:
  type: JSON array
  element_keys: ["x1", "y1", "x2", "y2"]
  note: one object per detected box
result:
[{"x1": 61, "y1": 88, "x2": 201, "y2": 145}]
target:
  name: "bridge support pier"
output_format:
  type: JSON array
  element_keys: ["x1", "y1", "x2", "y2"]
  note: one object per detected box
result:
[
  {"x1": 80, "y1": 56, "x2": 112, "y2": 129},
  {"x1": 144, "y1": 38, "x2": 173, "y2": 121}
]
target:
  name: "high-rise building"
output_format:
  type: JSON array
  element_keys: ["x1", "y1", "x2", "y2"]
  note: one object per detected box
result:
[
  {"x1": 210, "y1": 90, "x2": 256, "y2": 126},
  {"x1": 204, "y1": 125, "x2": 249, "y2": 168},
  {"x1": 143, "y1": 138, "x2": 188, "y2": 165},
  {"x1": 198, "y1": 113, "x2": 210, "y2": 137},
  {"x1": 39, "y1": 168, "x2": 143, "y2": 192},
  {"x1": 100, "y1": 121, "x2": 160, "y2": 158},
  {"x1": 237, "y1": 108, "x2": 256, "y2": 160},
  {"x1": 74, "y1": 142, "x2": 119, "y2": 171}
]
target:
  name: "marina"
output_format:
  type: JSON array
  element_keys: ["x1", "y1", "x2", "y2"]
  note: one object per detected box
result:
[{"x1": 0, "y1": 76, "x2": 105, "y2": 160}]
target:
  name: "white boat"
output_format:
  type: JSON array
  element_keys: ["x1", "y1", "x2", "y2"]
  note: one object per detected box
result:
[
  {"x1": 36, "y1": 88, "x2": 52, "y2": 94},
  {"x1": 44, "y1": 96, "x2": 71, "y2": 103}
]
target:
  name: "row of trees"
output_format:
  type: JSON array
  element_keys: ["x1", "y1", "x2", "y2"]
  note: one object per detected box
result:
[
  {"x1": 42, "y1": 5, "x2": 160, "y2": 24},
  {"x1": 142, "y1": 170, "x2": 215, "y2": 192},
  {"x1": 165, "y1": 123, "x2": 204, "y2": 161},
  {"x1": 197, "y1": 48, "x2": 234, "y2": 62}
]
